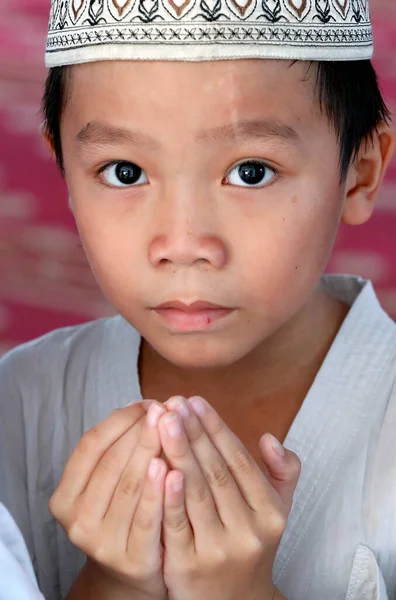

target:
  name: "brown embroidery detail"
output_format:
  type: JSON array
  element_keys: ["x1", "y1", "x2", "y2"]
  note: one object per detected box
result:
[
  {"x1": 167, "y1": 0, "x2": 193, "y2": 16},
  {"x1": 286, "y1": 0, "x2": 307, "y2": 18},
  {"x1": 72, "y1": 0, "x2": 85, "y2": 19},
  {"x1": 333, "y1": 0, "x2": 348, "y2": 17},
  {"x1": 229, "y1": 0, "x2": 253, "y2": 18},
  {"x1": 111, "y1": 0, "x2": 133, "y2": 16}
]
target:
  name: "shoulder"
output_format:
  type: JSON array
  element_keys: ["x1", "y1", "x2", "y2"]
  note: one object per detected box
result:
[
  {"x1": 0, "y1": 315, "x2": 138, "y2": 393},
  {"x1": 0, "y1": 314, "x2": 142, "y2": 447}
]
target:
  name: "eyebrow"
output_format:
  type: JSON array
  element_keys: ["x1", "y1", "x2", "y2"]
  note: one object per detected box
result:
[
  {"x1": 196, "y1": 119, "x2": 301, "y2": 145},
  {"x1": 76, "y1": 122, "x2": 159, "y2": 151},
  {"x1": 76, "y1": 118, "x2": 301, "y2": 151}
]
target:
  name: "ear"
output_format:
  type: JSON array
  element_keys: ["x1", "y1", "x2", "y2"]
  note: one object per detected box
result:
[
  {"x1": 40, "y1": 121, "x2": 55, "y2": 157},
  {"x1": 342, "y1": 126, "x2": 395, "y2": 226}
]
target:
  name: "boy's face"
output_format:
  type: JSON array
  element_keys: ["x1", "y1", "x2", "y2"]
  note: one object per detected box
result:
[{"x1": 62, "y1": 59, "x2": 348, "y2": 369}]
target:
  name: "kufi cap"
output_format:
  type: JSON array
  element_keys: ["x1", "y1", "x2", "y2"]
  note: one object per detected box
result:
[{"x1": 45, "y1": 0, "x2": 373, "y2": 67}]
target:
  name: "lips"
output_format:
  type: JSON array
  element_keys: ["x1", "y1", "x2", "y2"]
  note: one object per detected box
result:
[
  {"x1": 153, "y1": 300, "x2": 235, "y2": 332},
  {"x1": 155, "y1": 300, "x2": 229, "y2": 312}
]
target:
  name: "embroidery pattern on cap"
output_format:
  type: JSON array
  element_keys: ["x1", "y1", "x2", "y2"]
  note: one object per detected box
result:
[{"x1": 46, "y1": 0, "x2": 372, "y2": 55}]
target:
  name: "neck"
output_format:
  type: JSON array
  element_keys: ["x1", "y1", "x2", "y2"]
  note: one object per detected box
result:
[{"x1": 139, "y1": 282, "x2": 349, "y2": 436}]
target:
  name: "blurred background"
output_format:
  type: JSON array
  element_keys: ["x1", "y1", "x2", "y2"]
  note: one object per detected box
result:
[{"x1": 0, "y1": 0, "x2": 395, "y2": 354}]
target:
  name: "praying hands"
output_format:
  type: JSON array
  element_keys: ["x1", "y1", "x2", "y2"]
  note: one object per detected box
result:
[{"x1": 49, "y1": 398, "x2": 301, "y2": 600}]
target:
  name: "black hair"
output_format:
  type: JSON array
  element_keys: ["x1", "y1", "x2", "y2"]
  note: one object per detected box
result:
[{"x1": 42, "y1": 60, "x2": 390, "y2": 179}]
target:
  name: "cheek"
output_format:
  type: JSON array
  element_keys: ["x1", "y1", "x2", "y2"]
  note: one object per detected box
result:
[
  {"x1": 237, "y1": 186, "x2": 343, "y2": 310},
  {"x1": 72, "y1": 199, "x2": 145, "y2": 303}
]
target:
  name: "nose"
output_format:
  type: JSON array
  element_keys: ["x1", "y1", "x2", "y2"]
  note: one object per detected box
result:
[
  {"x1": 148, "y1": 193, "x2": 228, "y2": 270},
  {"x1": 149, "y1": 232, "x2": 228, "y2": 269}
]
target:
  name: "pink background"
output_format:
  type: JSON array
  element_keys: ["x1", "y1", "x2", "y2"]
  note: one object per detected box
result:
[{"x1": 0, "y1": 0, "x2": 395, "y2": 354}]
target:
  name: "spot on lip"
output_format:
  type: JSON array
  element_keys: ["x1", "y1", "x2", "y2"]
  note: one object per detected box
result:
[{"x1": 291, "y1": 196, "x2": 298, "y2": 204}]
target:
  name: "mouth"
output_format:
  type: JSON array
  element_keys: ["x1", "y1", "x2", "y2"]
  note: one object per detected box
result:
[{"x1": 152, "y1": 300, "x2": 236, "y2": 332}]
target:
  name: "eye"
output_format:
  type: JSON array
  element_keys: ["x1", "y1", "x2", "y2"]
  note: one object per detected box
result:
[
  {"x1": 225, "y1": 160, "x2": 276, "y2": 188},
  {"x1": 100, "y1": 161, "x2": 148, "y2": 187}
]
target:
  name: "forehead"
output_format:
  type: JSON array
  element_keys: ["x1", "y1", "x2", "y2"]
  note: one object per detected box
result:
[
  {"x1": 65, "y1": 59, "x2": 321, "y2": 139},
  {"x1": 67, "y1": 59, "x2": 316, "y2": 111}
]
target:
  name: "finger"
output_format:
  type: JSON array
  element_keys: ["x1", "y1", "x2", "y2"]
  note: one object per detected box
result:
[
  {"x1": 187, "y1": 396, "x2": 277, "y2": 512},
  {"x1": 50, "y1": 403, "x2": 146, "y2": 507},
  {"x1": 166, "y1": 397, "x2": 248, "y2": 527},
  {"x1": 128, "y1": 457, "x2": 167, "y2": 564},
  {"x1": 74, "y1": 417, "x2": 145, "y2": 523},
  {"x1": 142, "y1": 399, "x2": 157, "y2": 411},
  {"x1": 259, "y1": 434, "x2": 301, "y2": 512},
  {"x1": 163, "y1": 470, "x2": 194, "y2": 556},
  {"x1": 158, "y1": 411, "x2": 220, "y2": 538},
  {"x1": 103, "y1": 401, "x2": 166, "y2": 545}
]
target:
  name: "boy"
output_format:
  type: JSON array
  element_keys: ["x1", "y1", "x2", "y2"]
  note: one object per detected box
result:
[{"x1": 0, "y1": 0, "x2": 395, "y2": 599}]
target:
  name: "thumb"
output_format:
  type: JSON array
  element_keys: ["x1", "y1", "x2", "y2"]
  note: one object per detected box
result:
[{"x1": 259, "y1": 433, "x2": 301, "y2": 513}]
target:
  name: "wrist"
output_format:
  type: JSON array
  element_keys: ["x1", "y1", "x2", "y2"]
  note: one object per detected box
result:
[{"x1": 83, "y1": 559, "x2": 165, "y2": 600}]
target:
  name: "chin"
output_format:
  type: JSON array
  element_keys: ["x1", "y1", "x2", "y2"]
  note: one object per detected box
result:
[{"x1": 150, "y1": 336, "x2": 256, "y2": 371}]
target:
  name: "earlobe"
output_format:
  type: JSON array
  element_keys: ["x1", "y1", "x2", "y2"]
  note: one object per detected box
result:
[
  {"x1": 40, "y1": 121, "x2": 55, "y2": 157},
  {"x1": 342, "y1": 126, "x2": 395, "y2": 226}
]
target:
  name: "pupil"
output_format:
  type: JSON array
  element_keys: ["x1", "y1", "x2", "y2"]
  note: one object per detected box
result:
[
  {"x1": 116, "y1": 162, "x2": 141, "y2": 185},
  {"x1": 238, "y1": 162, "x2": 265, "y2": 185}
]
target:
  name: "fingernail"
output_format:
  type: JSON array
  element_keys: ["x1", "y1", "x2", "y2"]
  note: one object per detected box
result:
[
  {"x1": 171, "y1": 474, "x2": 183, "y2": 493},
  {"x1": 164, "y1": 413, "x2": 183, "y2": 438},
  {"x1": 147, "y1": 402, "x2": 165, "y2": 428},
  {"x1": 268, "y1": 434, "x2": 285, "y2": 457},
  {"x1": 188, "y1": 396, "x2": 206, "y2": 417},
  {"x1": 148, "y1": 458, "x2": 162, "y2": 480},
  {"x1": 166, "y1": 396, "x2": 189, "y2": 419},
  {"x1": 142, "y1": 399, "x2": 156, "y2": 411}
]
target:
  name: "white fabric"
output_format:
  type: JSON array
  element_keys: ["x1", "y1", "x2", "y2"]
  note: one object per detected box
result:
[
  {"x1": 345, "y1": 545, "x2": 388, "y2": 600},
  {"x1": 0, "y1": 275, "x2": 395, "y2": 600},
  {"x1": 0, "y1": 503, "x2": 44, "y2": 600},
  {"x1": 45, "y1": 0, "x2": 373, "y2": 67}
]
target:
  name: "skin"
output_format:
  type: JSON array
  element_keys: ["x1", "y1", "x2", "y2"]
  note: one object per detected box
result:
[
  {"x1": 51, "y1": 398, "x2": 298, "y2": 600},
  {"x1": 59, "y1": 58, "x2": 394, "y2": 447},
  {"x1": 49, "y1": 57, "x2": 394, "y2": 599}
]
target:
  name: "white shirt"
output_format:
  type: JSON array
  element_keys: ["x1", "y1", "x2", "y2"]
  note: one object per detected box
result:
[
  {"x1": 0, "y1": 275, "x2": 395, "y2": 600},
  {"x1": 0, "y1": 503, "x2": 44, "y2": 600}
]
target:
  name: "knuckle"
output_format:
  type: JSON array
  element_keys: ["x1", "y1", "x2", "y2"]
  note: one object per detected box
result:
[
  {"x1": 189, "y1": 481, "x2": 210, "y2": 504},
  {"x1": 97, "y1": 452, "x2": 119, "y2": 476},
  {"x1": 48, "y1": 492, "x2": 62, "y2": 519},
  {"x1": 187, "y1": 422, "x2": 205, "y2": 444},
  {"x1": 231, "y1": 446, "x2": 254, "y2": 475},
  {"x1": 77, "y1": 427, "x2": 102, "y2": 457},
  {"x1": 138, "y1": 431, "x2": 157, "y2": 452},
  {"x1": 91, "y1": 544, "x2": 108, "y2": 564},
  {"x1": 67, "y1": 518, "x2": 93, "y2": 549},
  {"x1": 244, "y1": 535, "x2": 264, "y2": 562},
  {"x1": 266, "y1": 510, "x2": 288, "y2": 539},
  {"x1": 205, "y1": 460, "x2": 230, "y2": 488},
  {"x1": 170, "y1": 442, "x2": 191, "y2": 460},
  {"x1": 134, "y1": 508, "x2": 156, "y2": 532},
  {"x1": 210, "y1": 544, "x2": 228, "y2": 567},
  {"x1": 208, "y1": 414, "x2": 224, "y2": 436},
  {"x1": 166, "y1": 510, "x2": 189, "y2": 533},
  {"x1": 118, "y1": 472, "x2": 142, "y2": 498}
]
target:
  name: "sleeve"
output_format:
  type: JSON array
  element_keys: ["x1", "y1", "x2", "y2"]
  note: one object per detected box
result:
[
  {"x1": 0, "y1": 351, "x2": 35, "y2": 567},
  {"x1": 345, "y1": 544, "x2": 389, "y2": 600},
  {"x1": 0, "y1": 503, "x2": 44, "y2": 600}
]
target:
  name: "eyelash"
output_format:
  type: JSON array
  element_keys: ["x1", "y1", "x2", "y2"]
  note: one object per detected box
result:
[
  {"x1": 95, "y1": 159, "x2": 280, "y2": 188},
  {"x1": 95, "y1": 161, "x2": 121, "y2": 181}
]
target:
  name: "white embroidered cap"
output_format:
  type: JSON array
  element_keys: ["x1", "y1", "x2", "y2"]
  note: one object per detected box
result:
[{"x1": 45, "y1": 0, "x2": 373, "y2": 67}]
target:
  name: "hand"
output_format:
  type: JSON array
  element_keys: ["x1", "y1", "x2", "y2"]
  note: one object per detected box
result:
[
  {"x1": 50, "y1": 401, "x2": 169, "y2": 600},
  {"x1": 156, "y1": 396, "x2": 300, "y2": 600}
]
